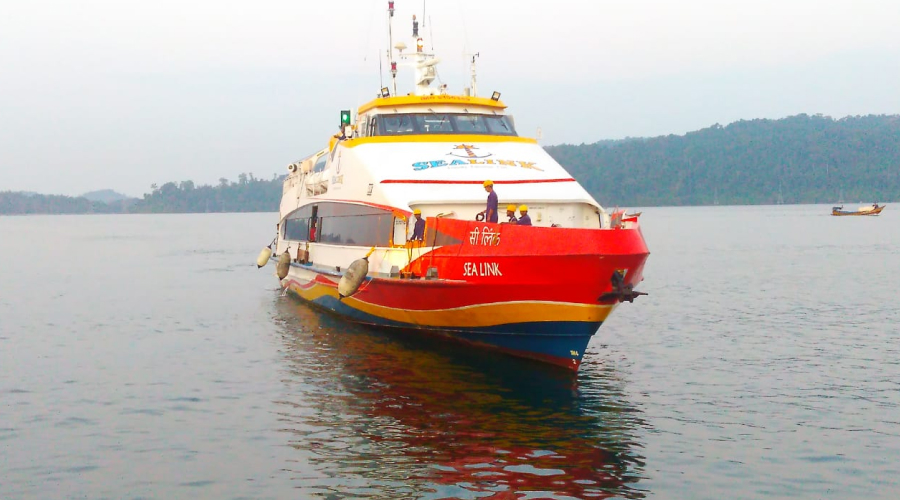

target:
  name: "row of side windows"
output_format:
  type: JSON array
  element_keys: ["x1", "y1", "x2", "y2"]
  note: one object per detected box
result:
[
  {"x1": 283, "y1": 202, "x2": 393, "y2": 247},
  {"x1": 282, "y1": 202, "x2": 463, "y2": 248}
]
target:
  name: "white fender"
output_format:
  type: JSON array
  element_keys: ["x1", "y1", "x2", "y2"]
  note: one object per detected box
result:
[{"x1": 257, "y1": 247, "x2": 272, "y2": 268}]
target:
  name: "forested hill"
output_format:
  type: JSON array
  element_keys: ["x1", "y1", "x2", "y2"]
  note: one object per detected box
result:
[
  {"x1": 129, "y1": 174, "x2": 282, "y2": 213},
  {"x1": 0, "y1": 174, "x2": 281, "y2": 215},
  {"x1": 546, "y1": 114, "x2": 900, "y2": 207}
]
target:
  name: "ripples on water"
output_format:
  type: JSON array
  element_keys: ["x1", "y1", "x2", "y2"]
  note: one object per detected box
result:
[
  {"x1": 1, "y1": 206, "x2": 899, "y2": 499},
  {"x1": 273, "y1": 300, "x2": 647, "y2": 499}
]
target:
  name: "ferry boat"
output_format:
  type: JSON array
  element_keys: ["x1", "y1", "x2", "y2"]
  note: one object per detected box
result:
[{"x1": 259, "y1": 2, "x2": 650, "y2": 370}]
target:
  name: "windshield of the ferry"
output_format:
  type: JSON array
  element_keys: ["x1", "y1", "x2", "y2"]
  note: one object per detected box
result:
[{"x1": 373, "y1": 113, "x2": 516, "y2": 136}]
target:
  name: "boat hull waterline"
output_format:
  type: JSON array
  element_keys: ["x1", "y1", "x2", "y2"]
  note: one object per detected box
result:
[{"x1": 278, "y1": 220, "x2": 649, "y2": 370}]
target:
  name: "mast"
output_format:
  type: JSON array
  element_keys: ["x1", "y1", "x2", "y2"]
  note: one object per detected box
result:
[
  {"x1": 411, "y1": 15, "x2": 439, "y2": 95},
  {"x1": 468, "y1": 53, "x2": 479, "y2": 97},
  {"x1": 382, "y1": 0, "x2": 442, "y2": 97},
  {"x1": 387, "y1": 1, "x2": 397, "y2": 96}
]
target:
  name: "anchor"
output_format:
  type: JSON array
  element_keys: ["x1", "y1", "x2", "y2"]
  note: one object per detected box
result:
[{"x1": 598, "y1": 270, "x2": 647, "y2": 303}]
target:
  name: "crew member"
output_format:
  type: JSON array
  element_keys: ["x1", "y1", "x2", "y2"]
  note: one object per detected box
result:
[
  {"x1": 504, "y1": 204, "x2": 518, "y2": 224},
  {"x1": 477, "y1": 180, "x2": 499, "y2": 223},
  {"x1": 517, "y1": 205, "x2": 532, "y2": 226},
  {"x1": 411, "y1": 209, "x2": 425, "y2": 241}
]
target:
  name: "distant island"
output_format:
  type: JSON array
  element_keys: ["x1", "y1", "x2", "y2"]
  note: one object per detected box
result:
[
  {"x1": 0, "y1": 175, "x2": 282, "y2": 215},
  {"x1": 2, "y1": 113, "x2": 898, "y2": 215},
  {"x1": 81, "y1": 189, "x2": 132, "y2": 204}
]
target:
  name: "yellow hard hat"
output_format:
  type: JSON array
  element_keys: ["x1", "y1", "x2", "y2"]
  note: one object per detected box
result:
[
  {"x1": 483, "y1": 180, "x2": 494, "y2": 187},
  {"x1": 519, "y1": 204, "x2": 528, "y2": 212},
  {"x1": 506, "y1": 204, "x2": 516, "y2": 212},
  {"x1": 413, "y1": 208, "x2": 422, "y2": 215}
]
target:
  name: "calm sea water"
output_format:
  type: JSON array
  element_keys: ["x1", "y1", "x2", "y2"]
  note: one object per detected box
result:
[{"x1": 1, "y1": 206, "x2": 898, "y2": 499}]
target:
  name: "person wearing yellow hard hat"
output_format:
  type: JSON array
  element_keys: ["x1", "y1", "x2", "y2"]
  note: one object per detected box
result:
[
  {"x1": 503, "y1": 204, "x2": 518, "y2": 224},
  {"x1": 411, "y1": 208, "x2": 425, "y2": 241},
  {"x1": 517, "y1": 205, "x2": 532, "y2": 226},
  {"x1": 476, "y1": 180, "x2": 499, "y2": 223}
]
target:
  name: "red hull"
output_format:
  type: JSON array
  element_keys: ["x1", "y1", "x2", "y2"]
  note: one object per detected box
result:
[{"x1": 283, "y1": 218, "x2": 649, "y2": 369}]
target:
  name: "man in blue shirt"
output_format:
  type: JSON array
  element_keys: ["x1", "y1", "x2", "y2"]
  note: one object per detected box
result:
[
  {"x1": 478, "y1": 180, "x2": 499, "y2": 223},
  {"x1": 517, "y1": 205, "x2": 532, "y2": 226},
  {"x1": 411, "y1": 209, "x2": 425, "y2": 241},
  {"x1": 504, "y1": 204, "x2": 518, "y2": 223}
]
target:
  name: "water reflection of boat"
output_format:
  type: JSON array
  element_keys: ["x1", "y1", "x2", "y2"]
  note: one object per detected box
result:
[
  {"x1": 273, "y1": 298, "x2": 649, "y2": 499},
  {"x1": 831, "y1": 203, "x2": 885, "y2": 216}
]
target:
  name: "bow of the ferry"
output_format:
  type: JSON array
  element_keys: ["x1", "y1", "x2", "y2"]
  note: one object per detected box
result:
[{"x1": 287, "y1": 214, "x2": 648, "y2": 370}]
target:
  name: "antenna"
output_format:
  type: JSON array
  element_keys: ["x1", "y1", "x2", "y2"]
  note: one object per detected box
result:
[
  {"x1": 466, "y1": 52, "x2": 479, "y2": 96},
  {"x1": 378, "y1": 49, "x2": 384, "y2": 90}
]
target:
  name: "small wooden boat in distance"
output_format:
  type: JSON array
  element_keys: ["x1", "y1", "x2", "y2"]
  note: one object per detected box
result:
[{"x1": 832, "y1": 203, "x2": 885, "y2": 216}]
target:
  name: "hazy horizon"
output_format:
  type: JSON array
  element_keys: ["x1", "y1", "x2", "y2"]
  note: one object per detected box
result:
[{"x1": 3, "y1": 0, "x2": 899, "y2": 197}]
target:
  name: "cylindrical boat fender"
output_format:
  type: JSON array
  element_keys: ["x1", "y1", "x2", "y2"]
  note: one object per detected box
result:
[
  {"x1": 276, "y1": 252, "x2": 291, "y2": 280},
  {"x1": 338, "y1": 247, "x2": 376, "y2": 299},
  {"x1": 257, "y1": 247, "x2": 273, "y2": 268}
]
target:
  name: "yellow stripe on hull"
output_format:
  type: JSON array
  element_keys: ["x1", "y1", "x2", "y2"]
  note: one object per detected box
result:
[{"x1": 285, "y1": 280, "x2": 614, "y2": 328}]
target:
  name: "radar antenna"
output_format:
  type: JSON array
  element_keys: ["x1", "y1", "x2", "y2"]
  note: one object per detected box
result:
[{"x1": 382, "y1": 0, "x2": 443, "y2": 97}]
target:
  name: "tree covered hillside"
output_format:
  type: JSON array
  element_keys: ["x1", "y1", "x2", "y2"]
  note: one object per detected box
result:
[
  {"x1": 545, "y1": 114, "x2": 900, "y2": 207},
  {"x1": 0, "y1": 191, "x2": 127, "y2": 215},
  {"x1": 128, "y1": 174, "x2": 283, "y2": 213},
  {"x1": 1, "y1": 174, "x2": 282, "y2": 215}
]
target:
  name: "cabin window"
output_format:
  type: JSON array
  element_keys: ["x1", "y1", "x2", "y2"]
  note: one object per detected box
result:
[
  {"x1": 284, "y1": 217, "x2": 310, "y2": 241},
  {"x1": 413, "y1": 113, "x2": 453, "y2": 133},
  {"x1": 318, "y1": 214, "x2": 393, "y2": 247},
  {"x1": 454, "y1": 114, "x2": 489, "y2": 133},
  {"x1": 373, "y1": 113, "x2": 517, "y2": 137},
  {"x1": 484, "y1": 115, "x2": 516, "y2": 135},
  {"x1": 312, "y1": 154, "x2": 327, "y2": 173},
  {"x1": 283, "y1": 205, "x2": 312, "y2": 241},
  {"x1": 380, "y1": 114, "x2": 417, "y2": 135}
]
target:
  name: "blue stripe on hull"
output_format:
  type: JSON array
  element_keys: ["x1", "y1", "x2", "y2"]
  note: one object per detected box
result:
[{"x1": 291, "y1": 291, "x2": 600, "y2": 365}]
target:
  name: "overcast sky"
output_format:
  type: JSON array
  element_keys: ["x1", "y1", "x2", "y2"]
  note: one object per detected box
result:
[{"x1": 2, "y1": 0, "x2": 899, "y2": 196}]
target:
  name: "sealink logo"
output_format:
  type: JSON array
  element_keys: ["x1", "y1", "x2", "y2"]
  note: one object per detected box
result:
[{"x1": 412, "y1": 144, "x2": 542, "y2": 171}]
